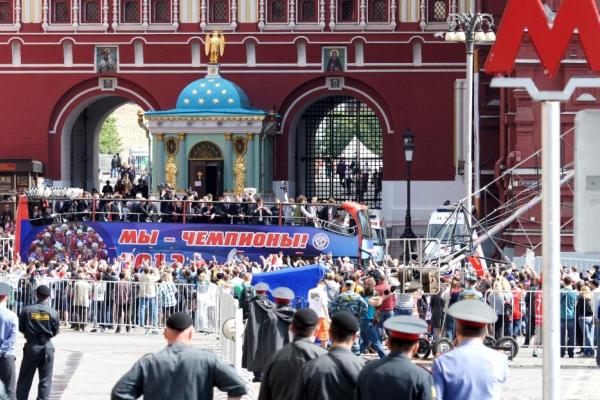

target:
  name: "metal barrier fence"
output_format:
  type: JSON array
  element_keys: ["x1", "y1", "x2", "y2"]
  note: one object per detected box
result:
[
  {"x1": 0, "y1": 237, "x2": 13, "y2": 261},
  {"x1": 417, "y1": 288, "x2": 598, "y2": 356}
]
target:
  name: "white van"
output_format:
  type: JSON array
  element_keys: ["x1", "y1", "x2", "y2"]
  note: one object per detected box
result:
[{"x1": 424, "y1": 205, "x2": 469, "y2": 262}]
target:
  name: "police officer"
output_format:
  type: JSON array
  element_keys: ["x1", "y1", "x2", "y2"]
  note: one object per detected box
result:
[
  {"x1": 0, "y1": 282, "x2": 18, "y2": 400},
  {"x1": 16, "y1": 285, "x2": 59, "y2": 400},
  {"x1": 432, "y1": 300, "x2": 509, "y2": 400},
  {"x1": 258, "y1": 308, "x2": 327, "y2": 400},
  {"x1": 112, "y1": 312, "x2": 247, "y2": 399},
  {"x1": 242, "y1": 282, "x2": 275, "y2": 382},
  {"x1": 294, "y1": 311, "x2": 365, "y2": 400},
  {"x1": 355, "y1": 315, "x2": 434, "y2": 400}
]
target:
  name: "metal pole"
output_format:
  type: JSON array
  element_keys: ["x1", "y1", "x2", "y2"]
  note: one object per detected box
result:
[
  {"x1": 403, "y1": 161, "x2": 414, "y2": 238},
  {"x1": 473, "y1": 51, "x2": 481, "y2": 212},
  {"x1": 465, "y1": 38, "x2": 474, "y2": 226},
  {"x1": 541, "y1": 100, "x2": 560, "y2": 400}
]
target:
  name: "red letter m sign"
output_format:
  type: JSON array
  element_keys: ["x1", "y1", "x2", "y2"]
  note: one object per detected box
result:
[{"x1": 484, "y1": 0, "x2": 600, "y2": 77}]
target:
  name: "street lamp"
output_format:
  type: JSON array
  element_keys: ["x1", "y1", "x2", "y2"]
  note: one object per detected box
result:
[
  {"x1": 445, "y1": 11, "x2": 495, "y2": 224},
  {"x1": 401, "y1": 128, "x2": 416, "y2": 239}
]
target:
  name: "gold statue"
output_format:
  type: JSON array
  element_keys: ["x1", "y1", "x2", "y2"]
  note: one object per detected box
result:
[
  {"x1": 123, "y1": 173, "x2": 132, "y2": 194},
  {"x1": 205, "y1": 31, "x2": 225, "y2": 65},
  {"x1": 233, "y1": 155, "x2": 246, "y2": 194},
  {"x1": 165, "y1": 156, "x2": 178, "y2": 188}
]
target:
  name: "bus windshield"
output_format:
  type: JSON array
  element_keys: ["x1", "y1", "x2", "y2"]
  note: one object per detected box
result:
[{"x1": 357, "y1": 210, "x2": 373, "y2": 239}]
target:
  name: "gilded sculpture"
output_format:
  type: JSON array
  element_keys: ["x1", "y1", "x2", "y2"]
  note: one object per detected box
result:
[
  {"x1": 205, "y1": 31, "x2": 225, "y2": 65},
  {"x1": 233, "y1": 155, "x2": 246, "y2": 195},
  {"x1": 165, "y1": 156, "x2": 178, "y2": 188}
]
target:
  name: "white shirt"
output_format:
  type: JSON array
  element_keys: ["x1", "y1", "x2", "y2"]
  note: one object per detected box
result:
[
  {"x1": 592, "y1": 287, "x2": 600, "y2": 319},
  {"x1": 308, "y1": 286, "x2": 329, "y2": 319}
]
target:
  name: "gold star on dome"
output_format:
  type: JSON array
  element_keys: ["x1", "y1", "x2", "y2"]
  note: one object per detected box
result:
[
  {"x1": 206, "y1": 89, "x2": 212, "y2": 95},
  {"x1": 192, "y1": 89, "x2": 198, "y2": 95},
  {"x1": 198, "y1": 98, "x2": 205, "y2": 104},
  {"x1": 221, "y1": 89, "x2": 227, "y2": 95},
  {"x1": 215, "y1": 82, "x2": 221, "y2": 87},
  {"x1": 228, "y1": 98, "x2": 234, "y2": 104},
  {"x1": 213, "y1": 98, "x2": 219, "y2": 104},
  {"x1": 183, "y1": 98, "x2": 190, "y2": 105},
  {"x1": 200, "y1": 83, "x2": 206, "y2": 88}
]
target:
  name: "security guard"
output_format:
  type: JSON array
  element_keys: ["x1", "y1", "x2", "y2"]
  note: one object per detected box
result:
[
  {"x1": 432, "y1": 300, "x2": 509, "y2": 400},
  {"x1": 258, "y1": 287, "x2": 296, "y2": 374},
  {"x1": 355, "y1": 315, "x2": 434, "y2": 400},
  {"x1": 0, "y1": 282, "x2": 18, "y2": 400},
  {"x1": 294, "y1": 311, "x2": 365, "y2": 400},
  {"x1": 242, "y1": 282, "x2": 275, "y2": 382},
  {"x1": 258, "y1": 308, "x2": 327, "y2": 400},
  {"x1": 16, "y1": 285, "x2": 59, "y2": 400},
  {"x1": 112, "y1": 312, "x2": 247, "y2": 399}
]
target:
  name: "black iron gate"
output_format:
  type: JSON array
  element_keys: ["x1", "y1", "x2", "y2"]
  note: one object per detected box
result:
[{"x1": 298, "y1": 96, "x2": 383, "y2": 207}]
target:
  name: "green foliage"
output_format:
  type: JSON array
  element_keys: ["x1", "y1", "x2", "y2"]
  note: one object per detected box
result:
[{"x1": 99, "y1": 117, "x2": 122, "y2": 154}]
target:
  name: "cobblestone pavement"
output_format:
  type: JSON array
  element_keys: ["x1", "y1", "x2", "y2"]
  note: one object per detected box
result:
[{"x1": 13, "y1": 329, "x2": 599, "y2": 399}]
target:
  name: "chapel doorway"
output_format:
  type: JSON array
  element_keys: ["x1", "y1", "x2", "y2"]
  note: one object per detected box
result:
[{"x1": 188, "y1": 141, "x2": 224, "y2": 197}]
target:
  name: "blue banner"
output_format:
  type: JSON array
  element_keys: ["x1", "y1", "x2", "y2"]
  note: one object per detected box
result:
[
  {"x1": 252, "y1": 264, "x2": 328, "y2": 307},
  {"x1": 20, "y1": 220, "x2": 359, "y2": 266}
]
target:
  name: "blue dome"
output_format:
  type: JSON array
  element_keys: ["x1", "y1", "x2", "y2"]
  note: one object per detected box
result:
[{"x1": 175, "y1": 76, "x2": 251, "y2": 111}]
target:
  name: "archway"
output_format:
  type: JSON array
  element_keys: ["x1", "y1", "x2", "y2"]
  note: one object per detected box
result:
[
  {"x1": 188, "y1": 141, "x2": 224, "y2": 197},
  {"x1": 296, "y1": 96, "x2": 383, "y2": 207},
  {"x1": 59, "y1": 96, "x2": 149, "y2": 191}
]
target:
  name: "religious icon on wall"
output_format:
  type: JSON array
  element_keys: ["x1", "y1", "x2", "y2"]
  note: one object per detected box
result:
[
  {"x1": 323, "y1": 47, "x2": 346, "y2": 72},
  {"x1": 233, "y1": 136, "x2": 247, "y2": 156},
  {"x1": 96, "y1": 46, "x2": 118, "y2": 73}
]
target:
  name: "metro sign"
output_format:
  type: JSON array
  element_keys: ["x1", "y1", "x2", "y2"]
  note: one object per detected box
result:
[{"x1": 484, "y1": 0, "x2": 600, "y2": 77}]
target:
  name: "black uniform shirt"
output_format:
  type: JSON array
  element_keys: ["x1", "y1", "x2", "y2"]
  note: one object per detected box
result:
[
  {"x1": 111, "y1": 342, "x2": 247, "y2": 400},
  {"x1": 294, "y1": 347, "x2": 365, "y2": 400},
  {"x1": 258, "y1": 337, "x2": 328, "y2": 400},
  {"x1": 354, "y1": 351, "x2": 434, "y2": 400},
  {"x1": 18, "y1": 301, "x2": 59, "y2": 344}
]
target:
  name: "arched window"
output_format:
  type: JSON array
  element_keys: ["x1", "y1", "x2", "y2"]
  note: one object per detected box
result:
[
  {"x1": 338, "y1": 0, "x2": 355, "y2": 22},
  {"x1": 210, "y1": 0, "x2": 228, "y2": 22},
  {"x1": 268, "y1": 0, "x2": 286, "y2": 22},
  {"x1": 0, "y1": 1, "x2": 12, "y2": 23},
  {"x1": 52, "y1": 0, "x2": 70, "y2": 23},
  {"x1": 82, "y1": 0, "x2": 100, "y2": 23},
  {"x1": 369, "y1": 0, "x2": 386, "y2": 22},
  {"x1": 151, "y1": 0, "x2": 170, "y2": 22},
  {"x1": 298, "y1": 0, "x2": 316, "y2": 22},
  {"x1": 121, "y1": 0, "x2": 140, "y2": 22}
]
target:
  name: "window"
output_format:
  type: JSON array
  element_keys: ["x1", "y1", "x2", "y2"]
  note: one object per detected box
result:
[
  {"x1": 210, "y1": 0, "x2": 228, "y2": 22},
  {"x1": 298, "y1": 0, "x2": 316, "y2": 22},
  {"x1": 369, "y1": 0, "x2": 386, "y2": 22},
  {"x1": 0, "y1": 1, "x2": 12, "y2": 23},
  {"x1": 122, "y1": 0, "x2": 140, "y2": 22},
  {"x1": 82, "y1": 0, "x2": 100, "y2": 23},
  {"x1": 431, "y1": 0, "x2": 446, "y2": 21},
  {"x1": 151, "y1": 0, "x2": 170, "y2": 22},
  {"x1": 339, "y1": 0, "x2": 355, "y2": 22},
  {"x1": 52, "y1": 0, "x2": 70, "y2": 23},
  {"x1": 269, "y1": 0, "x2": 286, "y2": 22}
]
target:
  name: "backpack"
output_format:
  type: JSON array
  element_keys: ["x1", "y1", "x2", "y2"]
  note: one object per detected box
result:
[
  {"x1": 237, "y1": 283, "x2": 255, "y2": 319},
  {"x1": 503, "y1": 302, "x2": 513, "y2": 322}
]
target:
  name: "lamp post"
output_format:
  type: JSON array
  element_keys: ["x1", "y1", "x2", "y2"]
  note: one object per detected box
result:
[
  {"x1": 401, "y1": 128, "x2": 416, "y2": 239},
  {"x1": 445, "y1": 11, "x2": 495, "y2": 225}
]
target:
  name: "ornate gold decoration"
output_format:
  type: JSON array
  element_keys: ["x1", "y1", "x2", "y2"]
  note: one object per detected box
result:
[
  {"x1": 156, "y1": 133, "x2": 165, "y2": 141},
  {"x1": 189, "y1": 141, "x2": 223, "y2": 160},
  {"x1": 178, "y1": 133, "x2": 186, "y2": 141},
  {"x1": 233, "y1": 155, "x2": 246, "y2": 195},
  {"x1": 205, "y1": 31, "x2": 225, "y2": 65},
  {"x1": 123, "y1": 174, "x2": 132, "y2": 194},
  {"x1": 247, "y1": 133, "x2": 255, "y2": 141},
  {"x1": 233, "y1": 136, "x2": 247, "y2": 156},
  {"x1": 224, "y1": 133, "x2": 233, "y2": 141},
  {"x1": 165, "y1": 136, "x2": 178, "y2": 156},
  {"x1": 145, "y1": 115, "x2": 265, "y2": 122},
  {"x1": 165, "y1": 156, "x2": 178, "y2": 188}
]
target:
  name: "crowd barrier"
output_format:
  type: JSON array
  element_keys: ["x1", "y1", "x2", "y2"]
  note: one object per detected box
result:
[
  {"x1": 0, "y1": 237, "x2": 13, "y2": 261},
  {"x1": 404, "y1": 288, "x2": 598, "y2": 355}
]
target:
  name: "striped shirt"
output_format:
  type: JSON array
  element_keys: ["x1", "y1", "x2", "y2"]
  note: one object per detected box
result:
[{"x1": 159, "y1": 282, "x2": 178, "y2": 308}]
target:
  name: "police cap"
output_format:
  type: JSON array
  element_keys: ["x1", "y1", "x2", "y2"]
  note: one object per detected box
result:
[
  {"x1": 36, "y1": 285, "x2": 51, "y2": 298},
  {"x1": 272, "y1": 287, "x2": 295, "y2": 302},
  {"x1": 293, "y1": 308, "x2": 319, "y2": 327},
  {"x1": 466, "y1": 274, "x2": 477, "y2": 283},
  {"x1": 331, "y1": 311, "x2": 359, "y2": 333},
  {"x1": 0, "y1": 282, "x2": 10, "y2": 296},
  {"x1": 447, "y1": 299, "x2": 497, "y2": 328},
  {"x1": 254, "y1": 282, "x2": 269, "y2": 293},
  {"x1": 383, "y1": 315, "x2": 428, "y2": 341},
  {"x1": 166, "y1": 312, "x2": 194, "y2": 332}
]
